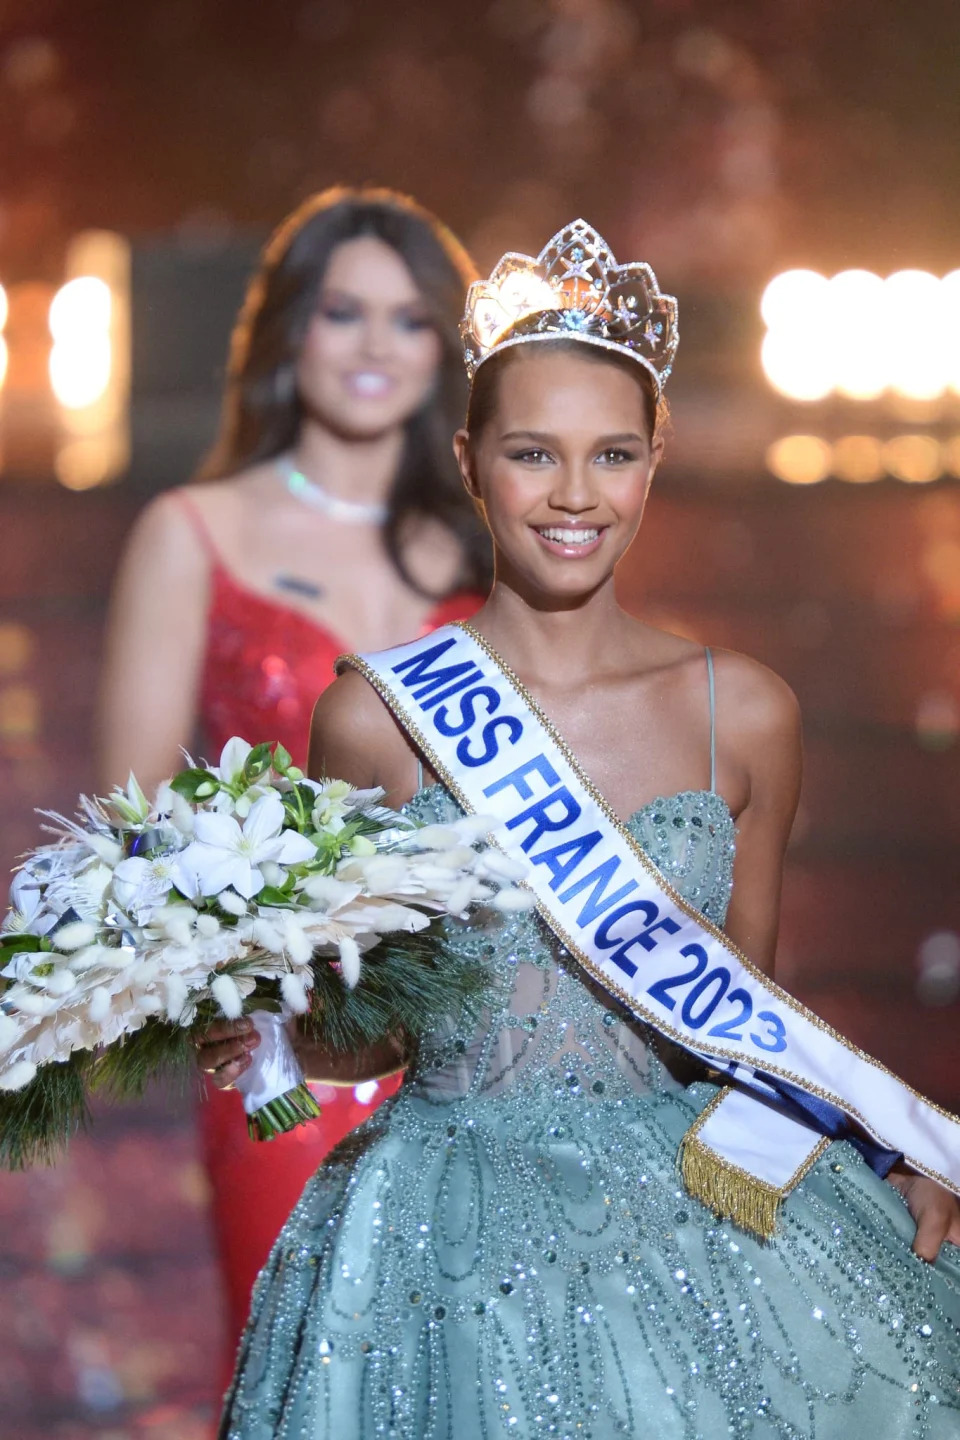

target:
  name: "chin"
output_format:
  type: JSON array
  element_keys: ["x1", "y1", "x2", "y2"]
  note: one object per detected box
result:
[{"x1": 307, "y1": 397, "x2": 414, "y2": 441}]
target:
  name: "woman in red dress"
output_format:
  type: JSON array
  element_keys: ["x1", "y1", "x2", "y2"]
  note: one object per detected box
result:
[{"x1": 97, "y1": 187, "x2": 489, "y2": 1365}]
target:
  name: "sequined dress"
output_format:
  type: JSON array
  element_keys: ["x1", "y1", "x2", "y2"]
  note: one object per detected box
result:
[
  {"x1": 174, "y1": 490, "x2": 483, "y2": 1367},
  {"x1": 219, "y1": 784, "x2": 960, "y2": 1439}
]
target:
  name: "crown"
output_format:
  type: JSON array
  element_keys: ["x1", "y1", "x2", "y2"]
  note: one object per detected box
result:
[{"x1": 460, "y1": 219, "x2": 678, "y2": 395}]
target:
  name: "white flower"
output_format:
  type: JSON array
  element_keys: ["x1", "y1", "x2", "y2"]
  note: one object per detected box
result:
[
  {"x1": 107, "y1": 773, "x2": 152, "y2": 826},
  {"x1": 172, "y1": 796, "x2": 316, "y2": 901},
  {"x1": 213, "y1": 737, "x2": 252, "y2": 788},
  {"x1": 111, "y1": 853, "x2": 180, "y2": 920},
  {"x1": 154, "y1": 782, "x2": 195, "y2": 837}
]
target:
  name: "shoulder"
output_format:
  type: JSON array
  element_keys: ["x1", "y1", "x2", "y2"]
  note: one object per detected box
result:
[
  {"x1": 308, "y1": 666, "x2": 412, "y2": 788},
  {"x1": 311, "y1": 667, "x2": 397, "y2": 744},
  {"x1": 712, "y1": 648, "x2": 800, "y2": 745}
]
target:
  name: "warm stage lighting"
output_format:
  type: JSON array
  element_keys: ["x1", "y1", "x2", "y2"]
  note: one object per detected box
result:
[
  {"x1": 48, "y1": 276, "x2": 112, "y2": 409},
  {"x1": 760, "y1": 267, "x2": 960, "y2": 401},
  {"x1": 49, "y1": 333, "x2": 111, "y2": 409},
  {"x1": 765, "y1": 434, "x2": 832, "y2": 484},
  {"x1": 829, "y1": 271, "x2": 886, "y2": 399},
  {"x1": 831, "y1": 434, "x2": 884, "y2": 483},
  {"x1": 882, "y1": 434, "x2": 942, "y2": 484},
  {"x1": 48, "y1": 276, "x2": 111, "y2": 342},
  {"x1": 0, "y1": 283, "x2": 7, "y2": 392}
]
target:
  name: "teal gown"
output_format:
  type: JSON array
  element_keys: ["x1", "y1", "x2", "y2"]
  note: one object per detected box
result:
[{"x1": 219, "y1": 785, "x2": 960, "y2": 1438}]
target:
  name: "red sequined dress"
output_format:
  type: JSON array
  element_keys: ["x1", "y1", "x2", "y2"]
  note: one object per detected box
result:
[{"x1": 176, "y1": 492, "x2": 483, "y2": 1364}]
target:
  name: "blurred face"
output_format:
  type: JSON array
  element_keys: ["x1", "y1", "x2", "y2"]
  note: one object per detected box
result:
[
  {"x1": 455, "y1": 347, "x2": 663, "y2": 602},
  {"x1": 296, "y1": 235, "x2": 442, "y2": 439}
]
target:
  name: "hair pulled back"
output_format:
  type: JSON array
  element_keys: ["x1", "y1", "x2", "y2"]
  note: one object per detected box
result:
[{"x1": 465, "y1": 339, "x2": 668, "y2": 446}]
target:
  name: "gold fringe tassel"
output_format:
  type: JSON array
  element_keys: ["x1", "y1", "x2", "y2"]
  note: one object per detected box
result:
[{"x1": 679, "y1": 1132, "x2": 783, "y2": 1243}]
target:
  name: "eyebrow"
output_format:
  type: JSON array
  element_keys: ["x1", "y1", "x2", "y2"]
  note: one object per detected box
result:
[
  {"x1": 499, "y1": 429, "x2": 646, "y2": 445},
  {"x1": 319, "y1": 287, "x2": 429, "y2": 312}
]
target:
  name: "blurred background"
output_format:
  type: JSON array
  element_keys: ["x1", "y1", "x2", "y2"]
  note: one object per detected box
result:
[{"x1": 1, "y1": 1, "x2": 959, "y2": 1435}]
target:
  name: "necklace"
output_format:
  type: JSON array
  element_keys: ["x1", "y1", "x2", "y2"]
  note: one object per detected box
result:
[{"x1": 281, "y1": 460, "x2": 389, "y2": 525}]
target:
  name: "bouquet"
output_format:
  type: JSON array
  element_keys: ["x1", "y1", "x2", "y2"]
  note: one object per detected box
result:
[{"x1": 0, "y1": 738, "x2": 530, "y2": 1164}]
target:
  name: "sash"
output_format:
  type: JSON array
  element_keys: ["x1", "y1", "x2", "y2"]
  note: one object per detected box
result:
[{"x1": 338, "y1": 624, "x2": 960, "y2": 1240}]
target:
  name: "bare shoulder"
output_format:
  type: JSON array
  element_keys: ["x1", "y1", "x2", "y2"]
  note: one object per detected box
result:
[
  {"x1": 308, "y1": 667, "x2": 412, "y2": 791},
  {"x1": 118, "y1": 487, "x2": 209, "y2": 584},
  {"x1": 712, "y1": 648, "x2": 800, "y2": 740}
]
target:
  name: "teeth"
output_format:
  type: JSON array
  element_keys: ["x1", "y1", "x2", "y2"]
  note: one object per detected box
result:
[
  {"x1": 350, "y1": 373, "x2": 392, "y2": 395},
  {"x1": 538, "y1": 527, "x2": 600, "y2": 545}
]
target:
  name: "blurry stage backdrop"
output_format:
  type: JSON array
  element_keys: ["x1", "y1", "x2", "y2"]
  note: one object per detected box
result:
[{"x1": 1, "y1": 2, "x2": 959, "y2": 1436}]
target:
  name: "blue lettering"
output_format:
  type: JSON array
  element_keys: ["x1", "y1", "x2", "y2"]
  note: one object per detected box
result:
[
  {"x1": 557, "y1": 856, "x2": 638, "y2": 928},
  {"x1": 419, "y1": 667, "x2": 485, "y2": 712},
  {"x1": 594, "y1": 901, "x2": 682, "y2": 978},
  {"x1": 391, "y1": 639, "x2": 478, "y2": 701},
  {"x1": 483, "y1": 753, "x2": 558, "y2": 802},
  {"x1": 456, "y1": 715, "x2": 523, "y2": 767},
  {"x1": 506, "y1": 786, "x2": 582, "y2": 854},
  {"x1": 435, "y1": 685, "x2": 501, "y2": 737},
  {"x1": 530, "y1": 830, "x2": 603, "y2": 891}
]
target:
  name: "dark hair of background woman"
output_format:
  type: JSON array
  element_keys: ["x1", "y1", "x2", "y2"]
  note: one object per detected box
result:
[{"x1": 200, "y1": 186, "x2": 492, "y2": 598}]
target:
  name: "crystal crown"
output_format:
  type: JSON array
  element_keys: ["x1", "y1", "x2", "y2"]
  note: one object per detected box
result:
[{"x1": 461, "y1": 219, "x2": 678, "y2": 394}]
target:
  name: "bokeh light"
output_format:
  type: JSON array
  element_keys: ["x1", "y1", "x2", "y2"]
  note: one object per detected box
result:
[
  {"x1": 943, "y1": 436, "x2": 960, "y2": 479},
  {"x1": 829, "y1": 270, "x2": 887, "y2": 399},
  {"x1": 915, "y1": 932, "x2": 960, "y2": 1007},
  {"x1": 759, "y1": 269, "x2": 829, "y2": 329},
  {"x1": 914, "y1": 691, "x2": 959, "y2": 750},
  {"x1": 48, "y1": 276, "x2": 111, "y2": 342},
  {"x1": 0, "y1": 283, "x2": 7, "y2": 391},
  {"x1": 884, "y1": 270, "x2": 948, "y2": 400},
  {"x1": 765, "y1": 434, "x2": 831, "y2": 484},
  {"x1": 54, "y1": 430, "x2": 130, "y2": 490},
  {"x1": 760, "y1": 268, "x2": 960, "y2": 401},
  {"x1": 48, "y1": 276, "x2": 112, "y2": 409},
  {"x1": 882, "y1": 434, "x2": 942, "y2": 484},
  {"x1": 831, "y1": 434, "x2": 884, "y2": 483}
]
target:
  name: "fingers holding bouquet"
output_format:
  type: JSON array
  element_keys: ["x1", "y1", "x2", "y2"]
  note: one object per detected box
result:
[{"x1": 195, "y1": 1017, "x2": 261, "y2": 1088}]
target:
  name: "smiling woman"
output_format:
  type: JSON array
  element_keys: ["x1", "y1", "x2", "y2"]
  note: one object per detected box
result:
[
  {"x1": 95, "y1": 187, "x2": 490, "y2": 1371},
  {"x1": 217, "y1": 222, "x2": 960, "y2": 1440}
]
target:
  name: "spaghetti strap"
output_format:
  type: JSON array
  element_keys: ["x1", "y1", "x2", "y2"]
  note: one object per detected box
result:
[
  {"x1": 173, "y1": 489, "x2": 221, "y2": 564},
  {"x1": 417, "y1": 756, "x2": 424, "y2": 793},
  {"x1": 704, "y1": 647, "x2": 717, "y2": 792}
]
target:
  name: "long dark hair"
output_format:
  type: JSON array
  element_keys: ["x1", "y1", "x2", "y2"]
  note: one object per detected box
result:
[{"x1": 200, "y1": 186, "x2": 492, "y2": 597}]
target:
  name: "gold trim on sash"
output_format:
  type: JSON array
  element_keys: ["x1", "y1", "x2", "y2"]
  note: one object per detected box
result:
[
  {"x1": 679, "y1": 1089, "x2": 830, "y2": 1240},
  {"x1": 336, "y1": 629, "x2": 960, "y2": 1207}
]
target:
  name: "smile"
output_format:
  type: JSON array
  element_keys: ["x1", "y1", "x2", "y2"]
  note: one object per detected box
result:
[
  {"x1": 345, "y1": 372, "x2": 395, "y2": 397},
  {"x1": 532, "y1": 525, "x2": 606, "y2": 557}
]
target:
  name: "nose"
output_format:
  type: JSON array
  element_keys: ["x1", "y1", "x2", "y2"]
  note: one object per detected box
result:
[
  {"x1": 359, "y1": 314, "x2": 394, "y2": 361},
  {"x1": 548, "y1": 459, "x2": 599, "y2": 516}
]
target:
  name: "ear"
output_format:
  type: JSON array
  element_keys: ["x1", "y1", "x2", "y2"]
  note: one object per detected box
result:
[
  {"x1": 453, "y1": 428, "x2": 482, "y2": 502},
  {"x1": 644, "y1": 434, "x2": 665, "y2": 497}
]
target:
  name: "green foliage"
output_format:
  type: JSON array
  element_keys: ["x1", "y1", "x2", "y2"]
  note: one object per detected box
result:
[
  {"x1": 91, "y1": 1016, "x2": 197, "y2": 1101},
  {"x1": 169, "y1": 767, "x2": 220, "y2": 802},
  {"x1": 0, "y1": 1056, "x2": 92, "y2": 1169},
  {"x1": 300, "y1": 925, "x2": 492, "y2": 1056}
]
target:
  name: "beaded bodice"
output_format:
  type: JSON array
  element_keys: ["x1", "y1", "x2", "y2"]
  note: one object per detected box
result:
[{"x1": 402, "y1": 784, "x2": 736, "y2": 1108}]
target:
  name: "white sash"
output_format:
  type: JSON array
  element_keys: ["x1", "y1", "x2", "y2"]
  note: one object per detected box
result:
[{"x1": 339, "y1": 624, "x2": 960, "y2": 1238}]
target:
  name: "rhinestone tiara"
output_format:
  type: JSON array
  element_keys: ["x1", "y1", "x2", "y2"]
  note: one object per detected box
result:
[{"x1": 460, "y1": 219, "x2": 678, "y2": 395}]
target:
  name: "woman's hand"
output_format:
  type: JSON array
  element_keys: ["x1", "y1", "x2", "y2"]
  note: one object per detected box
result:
[
  {"x1": 887, "y1": 1166, "x2": 960, "y2": 1261},
  {"x1": 194, "y1": 1017, "x2": 261, "y2": 1090}
]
